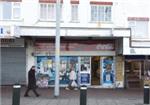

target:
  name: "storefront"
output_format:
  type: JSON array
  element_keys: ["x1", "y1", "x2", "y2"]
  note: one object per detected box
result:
[
  {"x1": 32, "y1": 39, "x2": 121, "y2": 88},
  {"x1": 125, "y1": 55, "x2": 150, "y2": 88},
  {"x1": 1, "y1": 38, "x2": 26, "y2": 85},
  {"x1": 123, "y1": 37, "x2": 150, "y2": 88}
]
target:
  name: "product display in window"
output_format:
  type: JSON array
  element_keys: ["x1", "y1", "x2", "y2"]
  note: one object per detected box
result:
[{"x1": 36, "y1": 56, "x2": 78, "y2": 87}]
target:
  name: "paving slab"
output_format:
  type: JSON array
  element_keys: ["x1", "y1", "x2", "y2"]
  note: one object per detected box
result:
[{"x1": 0, "y1": 86, "x2": 148, "y2": 105}]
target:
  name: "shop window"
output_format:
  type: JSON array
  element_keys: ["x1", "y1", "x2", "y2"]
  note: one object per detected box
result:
[
  {"x1": 144, "y1": 60, "x2": 150, "y2": 80},
  {"x1": 80, "y1": 57, "x2": 91, "y2": 85},
  {"x1": 36, "y1": 56, "x2": 78, "y2": 87},
  {"x1": 101, "y1": 56, "x2": 114, "y2": 86},
  {"x1": 0, "y1": 2, "x2": 21, "y2": 20}
]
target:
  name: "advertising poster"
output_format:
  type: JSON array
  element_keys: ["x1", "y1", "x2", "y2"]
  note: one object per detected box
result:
[
  {"x1": 80, "y1": 57, "x2": 91, "y2": 85},
  {"x1": 80, "y1": 57, "x2": 91, "y2": 73},
  {"x1": 80, "y1": 73, "x2": 90, "y2": 85},
  {"x1": 59, "y1": 57, "x2": 68, "y2": 84},
  {"x1": 60, "y1": 57, "x2": 78, "y2": 84},
  {"x1": 144, "y1": 60, "x2": 150, "y2": 80},
  {"x1": 36, "y1": 56, "x2": 55, "y2": 87},
  {"x1": 101, "y1": 56, "x2": 115, "y2": 87},
  {"x1": 36, "y1": 56, "x2": 78, "y2": 87}
]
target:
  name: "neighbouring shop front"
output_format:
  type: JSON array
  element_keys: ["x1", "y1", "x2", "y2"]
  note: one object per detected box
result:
[
  {"x1": 31, "y1": 39, "x2": 124, "y2": 88},
  {"x1": 124, "y1": 55, "x2": 150, "y2": 88},
  {"x1": 0, "y1": 38, "x2": 26, "y2": 85}
]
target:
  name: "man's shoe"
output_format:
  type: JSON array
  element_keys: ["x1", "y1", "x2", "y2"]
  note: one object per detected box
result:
[
  {"x1": 24, "y1": 94, "x2": 29, "y2": 97},
  {"x1": 36, "y1": 94, "x2": 40, "y2": 97}
]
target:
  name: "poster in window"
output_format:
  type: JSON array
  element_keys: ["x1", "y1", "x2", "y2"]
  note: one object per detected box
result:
[
  {"x1": 68, "y1": 57, "x2": 79, "y2": 84},
  {"x1": 36, "y1": 56, "x2": 55, "y2": 87},
  {"x1": 80, "y1": 73, "x2": 90, "y2": 85},
  {"x1": 36, "y1": 56, "x2": 79, "y2": 87},
  {"x1": 101, "y1": 56, "x2": 114, "y2": 87},
  {"x1": 80, "y1": 57, "x2": 90, "y2": 73},
  {"x1": 144, "y1": 60, "x2": 150, "y2": 80}
]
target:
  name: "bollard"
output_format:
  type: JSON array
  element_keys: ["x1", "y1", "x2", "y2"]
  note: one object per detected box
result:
[
  {"x1": 80, "y1": 85, "x2": 87, "y2": 105},
  {"x1": 144, "y1": 84, "x2": 149, "y2": 104},
  {"x1": 12, "y1": 84, "x2": 21, "y2": 105}
]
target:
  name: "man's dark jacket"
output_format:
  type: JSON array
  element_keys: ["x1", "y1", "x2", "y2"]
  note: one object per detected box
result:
[{"x1": 28, "y1": 69, "x2": 36, "y2": 89}]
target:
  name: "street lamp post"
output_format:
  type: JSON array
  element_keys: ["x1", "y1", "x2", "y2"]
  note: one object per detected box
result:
[{"x1": 54, "y1": 0, "x2": 61, "y2": 97}]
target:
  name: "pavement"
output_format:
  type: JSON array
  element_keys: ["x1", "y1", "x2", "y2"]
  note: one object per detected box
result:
[{"x1": 0, "y1": 86, "x2": 149, "y2": 105}]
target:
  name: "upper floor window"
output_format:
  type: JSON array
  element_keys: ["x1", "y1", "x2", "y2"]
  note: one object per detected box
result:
[
  {"x1": 40, "y1": 3, "x2": 62, "y2": 21},
  {"x1": 0, "y1": 2, "x2": 21, "y2": 20},
  {"x1": 128, "y1": 17, "x2": 149, "y2": 38},
  {"x1": 39, "y1": 0, "x2": 63, "y2": 21},
  {"x1": 71, "y1": 0, "x2": 79, "y2": 22},
  {"x1": 90, "y1": 1, "x2": 112, "y2": 22}
]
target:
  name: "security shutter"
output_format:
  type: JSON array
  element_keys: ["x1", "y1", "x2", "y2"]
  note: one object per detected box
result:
[{"x1": 1, "y1": 47, "x2": 26, "y2": 85}]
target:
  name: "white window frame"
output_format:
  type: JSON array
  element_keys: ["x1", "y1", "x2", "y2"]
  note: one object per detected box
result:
[
  {"x1": 91, "y1": 5, "x2": 112, "y2": 22},
  {"x1": 71, "y1": 4, "x2": 79, "y2": 22},
  {"x1": 12, "y1": 2, "x2": 21, "y2": 19},
  {"x1": 128, "y1": 20, "x2": 149, "y2": 39},
  {"x1": 1, "y1": 2, "x2": 21, "y2": 20},
  {"x1": 39, "y1": 3, "x2": 63, "y2": 21}
]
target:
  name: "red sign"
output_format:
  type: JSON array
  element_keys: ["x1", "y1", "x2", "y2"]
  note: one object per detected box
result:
[{"x1": 35, "y1": 40, "x2": 115, "y2": 53}]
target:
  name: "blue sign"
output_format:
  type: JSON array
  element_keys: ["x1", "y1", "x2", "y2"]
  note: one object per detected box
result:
[
  {"x1": 80, "y1": 73, "x2": 90, "y2": 85},
  {"x1": 0, "y1": 28, "x2": 3, "y2": 34},
  {"x1": 101, "y1": 57, "x2": 114, "y2": 86}
]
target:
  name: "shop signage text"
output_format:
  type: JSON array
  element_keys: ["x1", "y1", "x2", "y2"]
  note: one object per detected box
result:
[
  {"x1": 1, "y1": 39, "x2": 24, "y2": 47},
  {"x1": 35, "y1": 40, "x2": 115, "y2": 54}
]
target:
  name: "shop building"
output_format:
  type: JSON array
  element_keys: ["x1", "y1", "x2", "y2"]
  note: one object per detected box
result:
[
  {"x1": 20, "y1": 27, "x2": 129, "y2": 88},
  {"x1": 0, "y1": 26, "x2": 26, "y2": 85},
  {"x1": 123, "y1": 37, "x2": 150, "y2": 88},
  {"x1": 0, "y1": 0, "x2": 150, "y2": 88}
]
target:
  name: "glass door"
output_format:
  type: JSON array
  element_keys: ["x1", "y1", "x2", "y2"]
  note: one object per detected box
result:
[
  {"x1": 79, "y1": 56, "x2": 91, "y2": 86},
  {"x1": 125, "y1": 61, "x2": 143, "y2": 88}
]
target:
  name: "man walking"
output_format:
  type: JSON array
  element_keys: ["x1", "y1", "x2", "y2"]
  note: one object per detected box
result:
[{"x1": 24, "y1": 66, "x2": 40, "y2": 97}]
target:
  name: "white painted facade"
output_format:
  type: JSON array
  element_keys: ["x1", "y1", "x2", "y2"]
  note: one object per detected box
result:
[
  {"x1": 0, "y1": 0, "x2": 149, "y2": 52},
  {"x1": 0, "y1": 0, "x2": 149, "y2": 29},
  {"x1": 0, "y1": 0, "x2": 150, "y2": 86},
  {"x1": 0, "y1": 0, "x2": 149, "y2": 35}
]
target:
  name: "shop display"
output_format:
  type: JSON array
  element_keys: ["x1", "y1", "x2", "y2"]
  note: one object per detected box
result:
[
  {"x1": 80, "y1": 57, "x2": 91, "y2": 85},
  {"x1": 36, "y1": 56, "x2": 78, "y2": 87},
  {"x1": 36, "y1": 56, "x2": 116, "y2": 88},
  {"x1": 80, "y1": 73, "x2": 90, "y2": 85},
  {"x1": 144, "y1": 60, "x2": 150, "y2": 80},
  {"x1": 80, "y1": 57, "x2": 91, "y2": 72},
  {"x1": 36, "y1": 56, "x2": 55, "y2": 87},
  {"x1": 101, "y1": 56, "x2": 115, "y2": 87}
]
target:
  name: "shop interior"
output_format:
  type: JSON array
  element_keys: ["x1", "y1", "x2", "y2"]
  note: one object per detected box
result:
[
  {"x1": 125, "y1": 61, "x2": 144, "y2": 88},
  {"x1": 91, "y1": 56, "x2": 101, "y2": 85}
]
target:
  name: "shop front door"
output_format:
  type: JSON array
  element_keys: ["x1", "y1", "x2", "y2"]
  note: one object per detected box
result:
[
  {"x1": 125, "y1": 61, "x2": 142, "y2": 88},
  {"x1": 91, "y1": 56, "x2": 100, "y2": 85}
]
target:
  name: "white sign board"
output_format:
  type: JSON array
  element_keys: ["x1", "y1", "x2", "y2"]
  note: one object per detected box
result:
[{"x1": 0, "y1": 26, "x2": 20, "y2": 38}]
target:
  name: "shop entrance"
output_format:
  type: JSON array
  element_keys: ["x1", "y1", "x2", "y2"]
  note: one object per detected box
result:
[
  {"x1": 91, "y1": 56, "x2": 100, "y2": 85},
  {"x1": 125, "y1": 61, "x2": 143, "y2": 88}
]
